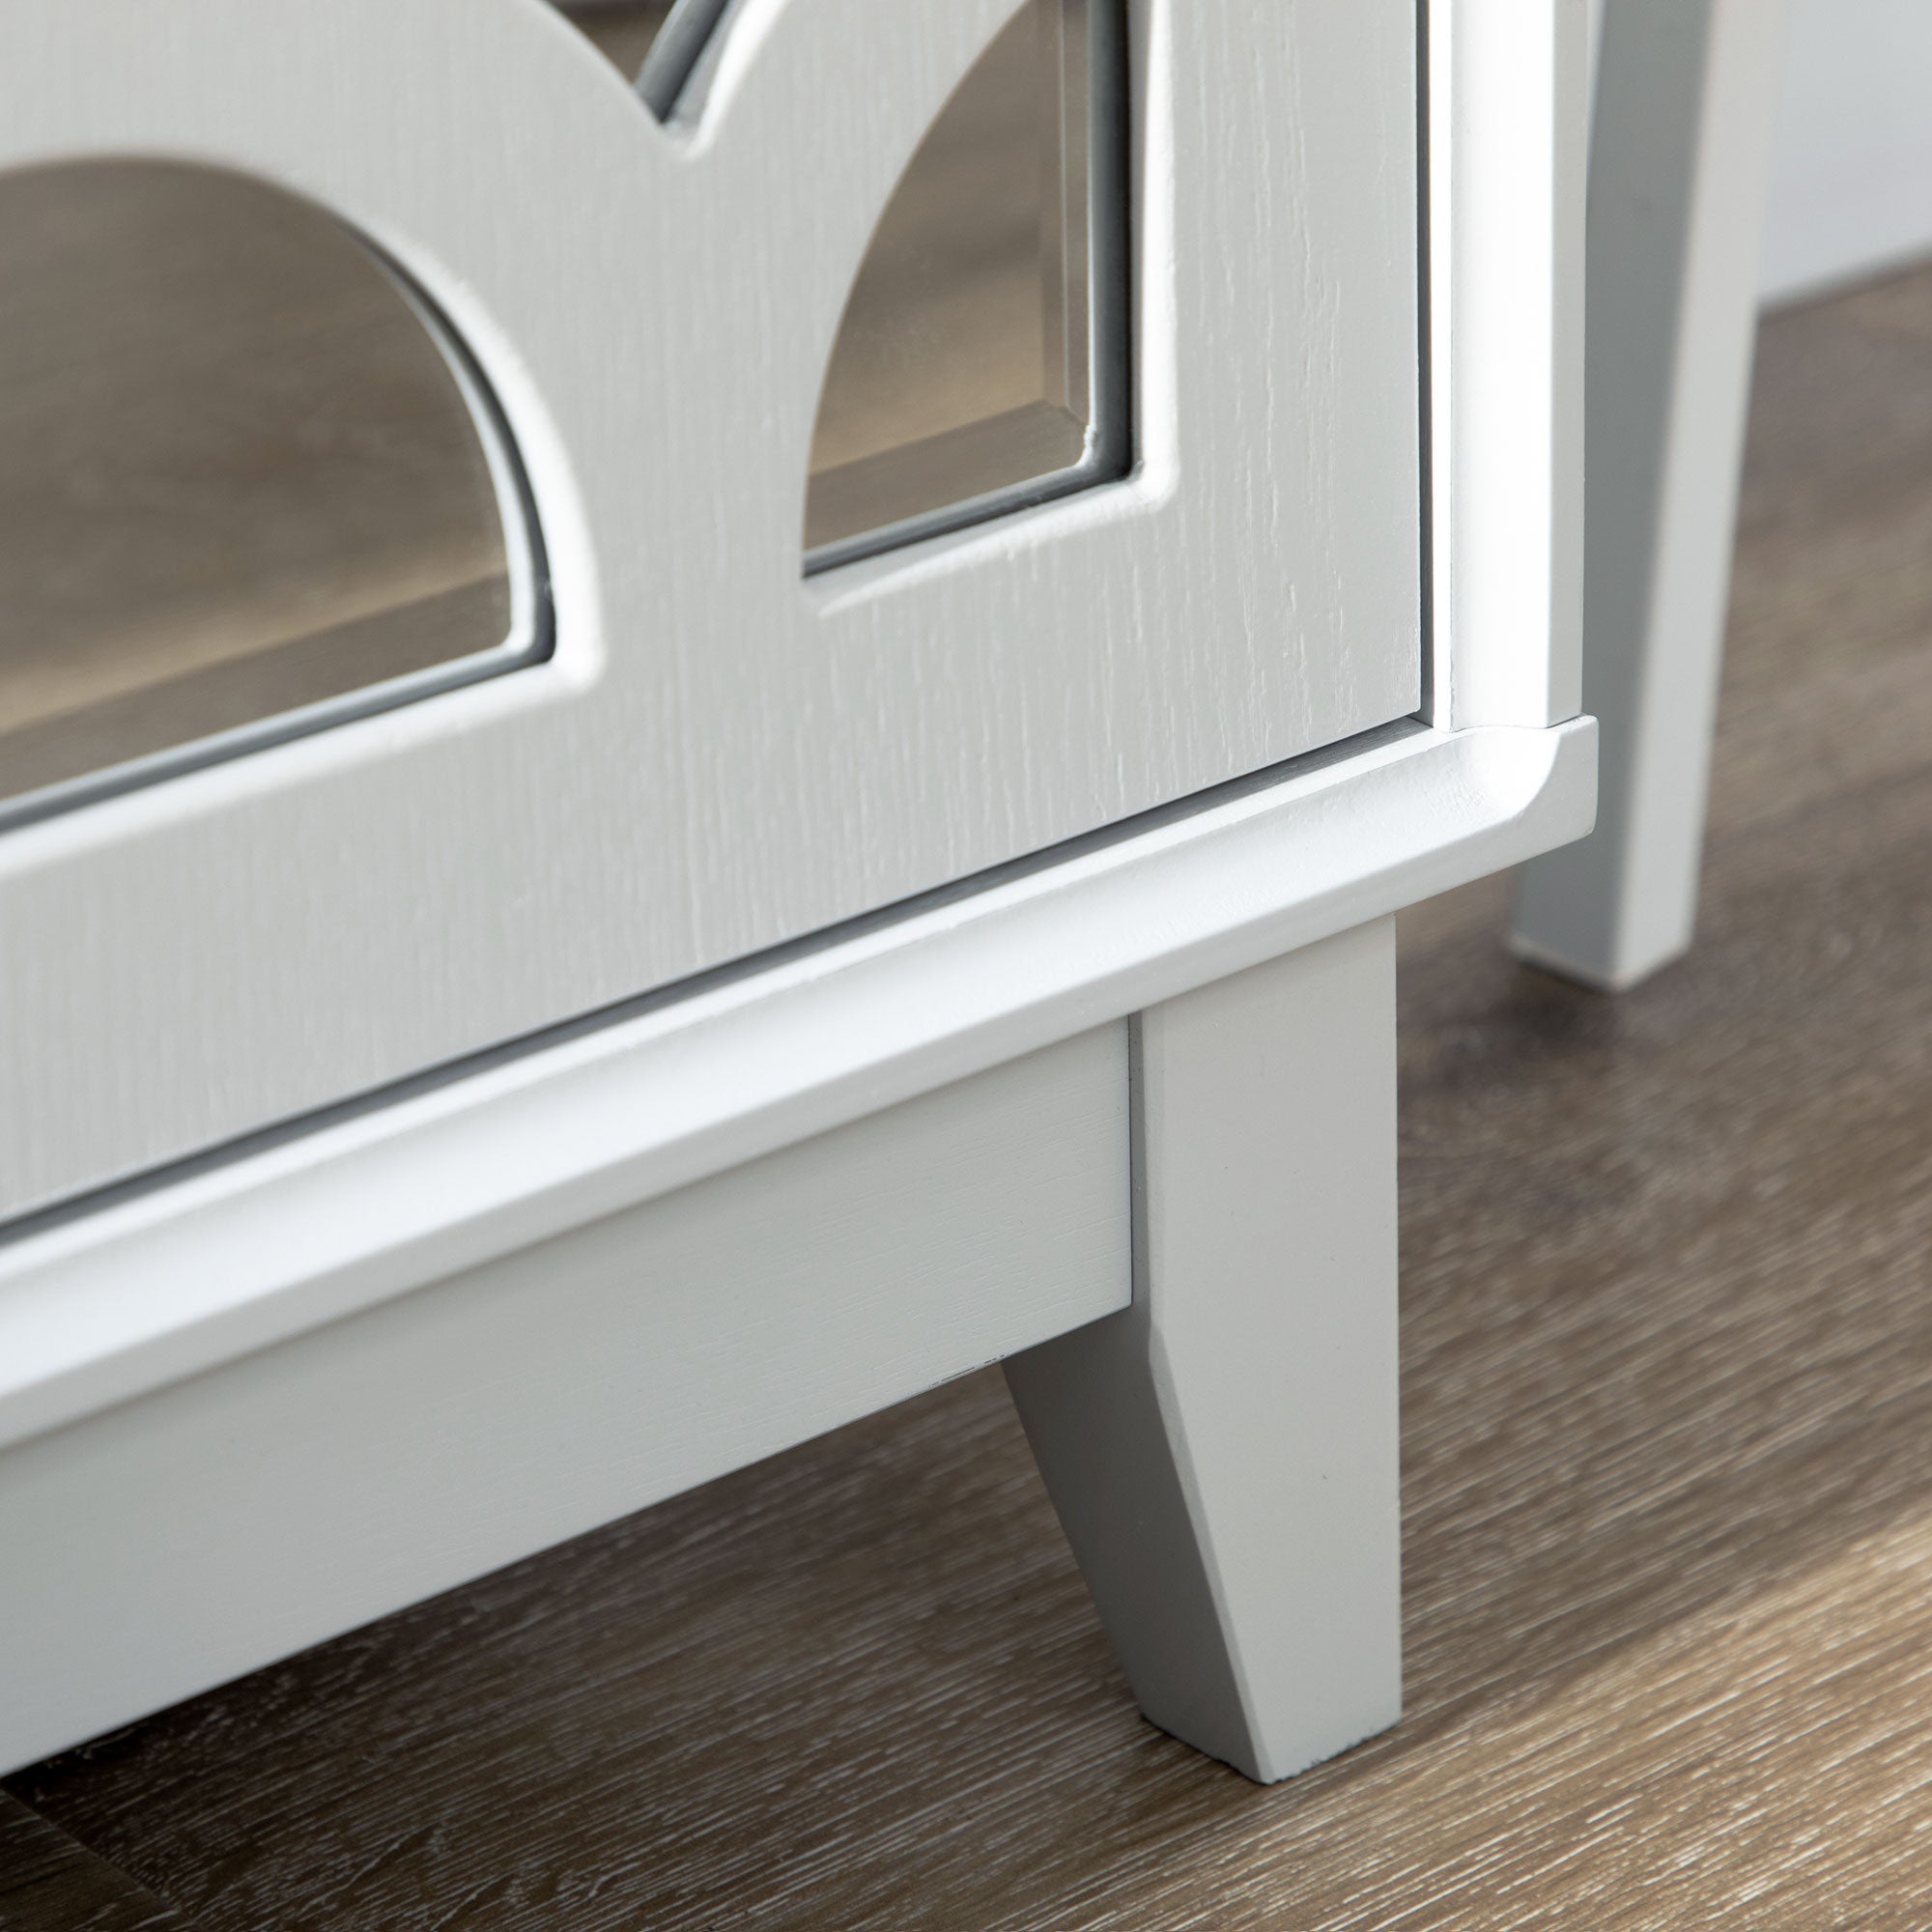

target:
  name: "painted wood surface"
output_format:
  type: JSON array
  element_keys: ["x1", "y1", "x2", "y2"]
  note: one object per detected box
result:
[
  {"x1": 1431, "y1": 0, "x2": 1589, "y2": 727},
  {"x1": 14, "y1": 266, "x2": 1931, "y2": 1920},
  {"x1": 0, "y1": 718, "x2": 1593, "y2": 1457},
  {"x1": 0, "y1": 0, "x2": 1594, "y2": 1830},
  {"x1": 0, "y1": 1024, "x2": 1128, "y2": 1776},
  {"x1": 1513, "y1": 0, "x2": 1785, "y2": 988},
  {"x1": 0, "y1": 0, "x2": 1422, "y2": 1217},
  {"x1": 1008, "y1": 920, "x2": 1400, "y2": 1782}
]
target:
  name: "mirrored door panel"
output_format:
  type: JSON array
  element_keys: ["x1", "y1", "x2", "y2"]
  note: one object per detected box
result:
[{"x1": 0, "y1": 0, "x2": 1423, "y2": 1222}]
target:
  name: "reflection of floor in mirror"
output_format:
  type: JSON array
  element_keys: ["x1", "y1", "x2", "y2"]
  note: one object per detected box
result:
[
  {"x1": 806, "y1": 2, "x2": 1056, "y2": 470},
  {"x1": 9, "y1": 263, "x2": 1932, "y2": 1929},
  {"x1": 0, "y1": 160, "x2": 512, "y2": 804}
]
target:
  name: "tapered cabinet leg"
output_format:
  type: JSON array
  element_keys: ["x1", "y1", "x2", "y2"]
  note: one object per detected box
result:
[
  {"x1": 1005, "y1": 919, "x2": 1400, "y2": 1783},
  {"x1": 1512, "y1": 0, "x2": 1786, "y2": 989}
]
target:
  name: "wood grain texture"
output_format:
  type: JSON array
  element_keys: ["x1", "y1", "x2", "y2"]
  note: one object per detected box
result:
[
  {"x1": 10, "y1": 268, "x2": 1932, "y2": 1925},
  {"x1": 0, "y1": 1796, "x2": 190, "y2": 1931},
  {"x1": 0, "y1": 714, "x2": 1590, "y2": 1460}
]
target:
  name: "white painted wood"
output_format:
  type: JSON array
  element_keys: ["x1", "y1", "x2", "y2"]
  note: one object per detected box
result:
[
  {"x1": 0, "y1": 0, "x2": 1424, "y2": 1217},
  {"x1": 0, "y1": 719, "x2": 1595, "y2": 1457},
  {"x1": 1761, "y1": 0, "x2": 1932, "y2": 304},
  {"x1": 1431, "y1": 0, "x2": 1589, "y2": 728},
  {"x1": 1513, "y1": 0, "x2": 1784, "y2": 990},
  {"x1": 0, "y1": 2, "x2": 1595, "y2": 1793},
  {"x1": 0, "y1": 1024, "x2": 1130, "y2": 1776},
  {"x1": 1008, "y1": 919, "x2": 1400, "y2": 1783}
]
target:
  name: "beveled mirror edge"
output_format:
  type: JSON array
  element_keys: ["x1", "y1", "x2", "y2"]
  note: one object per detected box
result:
[{"x1": 802, "y1": 0, "x2": 1133, "y2": 579}]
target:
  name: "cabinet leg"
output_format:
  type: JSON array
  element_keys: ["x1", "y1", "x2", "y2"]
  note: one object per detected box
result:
[
  {"x1": 1512, "y1": 0, "x2": 1786, "y2": 989},
  {"x1": 1005, "y1": 919, "x2": 1401, "y2": 1783}
]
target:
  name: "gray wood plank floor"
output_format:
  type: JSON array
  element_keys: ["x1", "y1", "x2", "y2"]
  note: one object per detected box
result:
[{"x1": 7, "y1": 265, "x2": 1932, "y2": 1930}]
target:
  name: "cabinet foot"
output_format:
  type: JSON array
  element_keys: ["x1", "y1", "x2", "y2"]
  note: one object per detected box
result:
[
  {"x1": 1512, "y1": 0, "x2": 1785, "y2": 990},
  {"x1": 1006, "y1": 919, "x2": 1402, "y2": 1782}
]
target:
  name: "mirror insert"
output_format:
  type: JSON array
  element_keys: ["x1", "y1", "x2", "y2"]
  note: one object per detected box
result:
[
  {"x1": 539, "y1": 0, "x2": 1133, "y2": 575},
  {"x1": 804, "y1": 0, "x2": 1130, "y2": 572},
  {"x1": 0, "y1": 159, "x2": 543, "y2": 828}
]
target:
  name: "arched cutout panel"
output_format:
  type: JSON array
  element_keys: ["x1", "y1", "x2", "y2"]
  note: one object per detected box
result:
[
  {"x1": 0, "y1": 159, "x2": 545, "y2": 828},
  {"x1": 0, "y1": 0, "x2": 1423, "y2": 1221},
  {"x1": 804, "y1": 0, "x2": 1130, "y2": 570}
]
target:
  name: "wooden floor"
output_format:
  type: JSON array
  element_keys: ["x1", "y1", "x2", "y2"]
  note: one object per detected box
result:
[{"x1": 8, "y1": 269, "x2": 1932, "y2": 1928}]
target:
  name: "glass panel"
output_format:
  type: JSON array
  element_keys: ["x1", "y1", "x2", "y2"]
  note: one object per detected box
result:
[
  {"x1": 0, "y1": 159, "x2": 537, "y2": 824},
  {"x1": 805, "y1": 0, "x2": 1128, "y2": 571}
]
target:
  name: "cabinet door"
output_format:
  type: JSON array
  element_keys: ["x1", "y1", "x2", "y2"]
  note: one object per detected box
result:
[{"x1": 0, "y1": 0, "x2": 1419, "y2": 1218}]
